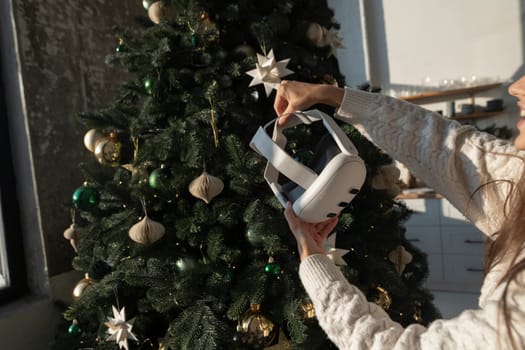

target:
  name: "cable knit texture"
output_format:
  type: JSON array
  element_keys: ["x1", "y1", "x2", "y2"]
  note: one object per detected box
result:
[{"x1": 299, "y1": 88, "x2": 525, "y2": 349}]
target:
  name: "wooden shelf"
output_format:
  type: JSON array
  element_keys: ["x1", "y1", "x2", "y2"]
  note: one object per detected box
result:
[
  {"x1": 401, "y1": 82, "x2": 502, "y2": 105},
  {"x1": 396, "y1": 192, "x2": 442, "y2": 200}
]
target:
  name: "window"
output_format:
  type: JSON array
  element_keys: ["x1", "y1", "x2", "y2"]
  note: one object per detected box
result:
[{"x1": 0, "y1": 51, "x2": 27, "y2": 303}]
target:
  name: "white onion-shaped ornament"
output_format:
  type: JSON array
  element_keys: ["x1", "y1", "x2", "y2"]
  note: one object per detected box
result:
[
  {"x1": 306, "y1": 22, "x2": 326, "y2": 47},
  {"x1": 129, "y1": 215, "x2": 166, "y2": 245},
  {"x1": 388, "y1": 245, "x2": 413, "y2": 275},
  {"x1": 188, "y1": 171, "x2": 224, "y2": 204},
  {"x1": 148, "y1": 1, "x2": 175, "y2": 24},
  {"x1": 83, "y1": 129, "x2": 104, "y2": 152},
  {"x1": 63, "y1": 223, "x2": 81, "y2": 252},
  {"x1": 371, "y1": 164, "x2": 402, "y2": 197}
]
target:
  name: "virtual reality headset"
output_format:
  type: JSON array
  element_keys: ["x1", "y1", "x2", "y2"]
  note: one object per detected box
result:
[{"x1": 250, "y1": 109, "x2": 366, "y2": 223}]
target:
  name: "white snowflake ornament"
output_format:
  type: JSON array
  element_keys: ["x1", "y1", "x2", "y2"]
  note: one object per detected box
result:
[
  {"x1": 246, "y1": 49, "x2": 294, "y2": 97},
  {"x1": 323, "y1": 233, "x2": 349, "y2": 266},
  {"x1": 105, "y1": 306, "x2": 138, "y2": 350}
]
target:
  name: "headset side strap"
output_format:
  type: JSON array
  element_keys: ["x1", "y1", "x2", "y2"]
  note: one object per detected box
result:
[{"x1": 249, "y1": 127, "x2": 317, "y2": 190}]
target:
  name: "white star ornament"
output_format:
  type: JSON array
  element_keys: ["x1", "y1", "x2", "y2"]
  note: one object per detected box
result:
[
  {"x1": 324, "y1": 233, "x2": 350, "y2": 266},
  {"x1": 246, "y1": 49, "x2": 294, "y2": 97},
  {"x1": 105, "y1": 306, "x2": 138, "y2": 350}
]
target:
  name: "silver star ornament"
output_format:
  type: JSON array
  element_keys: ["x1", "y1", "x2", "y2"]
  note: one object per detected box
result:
[
  {"x1": 105, "y1": 306, "x2": 138, "y2": 350},
  {"x1": 324, "y1": 233, "x2": 350, "y2": 266},
  {"x1": 246, "y1": 49, "x2": 294, "y2": 97}
]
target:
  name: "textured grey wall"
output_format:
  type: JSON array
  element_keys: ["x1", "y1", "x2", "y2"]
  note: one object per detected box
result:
[{"x1": 13, "y1": 1, "x2": 144, "y2": 275}]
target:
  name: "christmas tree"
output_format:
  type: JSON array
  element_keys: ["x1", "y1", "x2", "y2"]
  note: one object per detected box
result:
[{"x1": 53, "y1": 1, "x2": 440, "y2": 349}]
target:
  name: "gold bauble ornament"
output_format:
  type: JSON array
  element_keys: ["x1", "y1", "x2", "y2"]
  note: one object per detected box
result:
[
  {"x1": 238, "y1": 304, "x2": 277, "y2": 347},
  {"x1": 373, "y1": 286, "x2": 392, "y2": 311},
  {"x1": 148, "y1": 1, "x2": 176, "y2": 24},
  {"x1": 73, "y1": 273, "x2": 92, "y2": 301},
  {"x1": 94, "y1": 136, "x2": 122, "y2": 167},
  {"x1": 157, "y1": 338, "x2": 167, "y2": 350},
  {"x1": 299, "y1": 300, "x2": 316, "y2": 320},
  {"x1": 388, "y1": 245, "x2": 413, "y2": 275},
  {"x1": 128, "y1": 215, "x2": 166, "y2": 245},
  {"x1": 188, "y1": 170, "x2": 224, "y2": 204},
  {"x1": 83, "y1": 129, "x2": 104, "y2": 152},
  {"x1": 264, "y1": 329, "x2": 292, "y2": 350},
  {"x1": 413, "y1": 301, "x2": 423, "y2": 323},
  {"x1": 63, "y1": 223, "x2": 81, "y2": 252}
]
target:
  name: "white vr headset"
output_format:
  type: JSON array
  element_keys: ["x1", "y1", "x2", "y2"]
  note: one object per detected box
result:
[{"x1": 249, "y1": 109, "x2": 366, "y2": 223}]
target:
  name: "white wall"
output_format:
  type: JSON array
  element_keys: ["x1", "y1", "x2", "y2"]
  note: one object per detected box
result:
[
  {"x1": 331, "y1": 0, "x2": 525, "y2": 131},
  {"x1": 331, "y1": 0, "x2": 524, "y2": 88},
  {"x1": 381, "y1": 0, "x2": 523, "y2": 87},
  {"x1": 328, "y1": 0, "x2": 368, "y2": 86}
]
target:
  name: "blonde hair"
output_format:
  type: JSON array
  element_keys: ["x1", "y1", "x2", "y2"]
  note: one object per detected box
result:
[{"x1": 483, "y1": 170, "x2": 525, "y2": 349}]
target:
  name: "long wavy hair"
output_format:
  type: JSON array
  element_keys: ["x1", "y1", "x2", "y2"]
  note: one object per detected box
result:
[{"x1": 483, "y1": 171, "x2": 525, "y2": 349}]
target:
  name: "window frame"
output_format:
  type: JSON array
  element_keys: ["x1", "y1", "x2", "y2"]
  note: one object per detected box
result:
[{"x1": 0, "y1": 50, "x2": 27, "y2": 303}]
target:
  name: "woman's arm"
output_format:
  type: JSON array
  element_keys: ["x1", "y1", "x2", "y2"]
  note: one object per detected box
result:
[
  {"x1": 334, "y1": 87, "x2": 524, "y2": 236},
  {"x1": 300, "y1": 254, "x2": 525, "y2": 350}
]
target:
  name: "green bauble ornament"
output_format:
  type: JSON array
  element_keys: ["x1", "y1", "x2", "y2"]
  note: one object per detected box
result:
[
  {"x1": 225, "y1": 267, "x2": 235, "y2": 282},
  {"x1": 245, "y1": 226, "x2": 265, "y2": 247},
  {"x1": 176, "y1": 257, "x2": 196, "y2": 272},
  {"x1": 115, "y1": 38, "x2": 127, "y2": 53},
  {"x1": 264, "y1": 260, "x2": 281, "y2": 275},
  {"x1": 88, "y1": 260, "x2": 111, "y2": 281},
  {"x1": 72, "y1": 185, "x2": 99, "y2": 211},
  {"x1": 148, "y1": 167, "x2": 168, "y2": 189},
  {"x1": 191, "y1": 33, "x2": 198, "y2": 47},
  {"x1": 144, "y1": 78, "x2": 153, "y2": 95},
  {"x1": 116, "y1": 44, "x2": 127, "y2": 53},
  {"x1": 68, "y1": 320, "x2": 82, "y2": 336},
  {"x1": 344, "y1": 266, "x2": 360, "y2": 283}
]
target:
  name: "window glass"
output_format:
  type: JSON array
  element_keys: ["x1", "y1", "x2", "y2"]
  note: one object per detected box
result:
[{"x1": 0, "y1": 190, "x2": 10, "y2": 289}]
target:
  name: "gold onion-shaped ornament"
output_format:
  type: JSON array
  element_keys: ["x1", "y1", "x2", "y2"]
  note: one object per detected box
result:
[
  {"x1": 188, "y1": 170, "x2": 224, "y2": 204},
  {"x1": 128, "y1": 215, "x2": 166, "y2": 245}
]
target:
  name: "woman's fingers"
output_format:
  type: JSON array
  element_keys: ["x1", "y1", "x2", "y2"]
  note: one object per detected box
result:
[{"x1": 318, "y1": 216, "x2": 339, "y2": 240}]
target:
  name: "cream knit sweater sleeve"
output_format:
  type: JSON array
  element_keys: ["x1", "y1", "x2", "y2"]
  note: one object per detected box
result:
[{"x1": 335, "y1": 87, "x2": 524, "y2": 236}]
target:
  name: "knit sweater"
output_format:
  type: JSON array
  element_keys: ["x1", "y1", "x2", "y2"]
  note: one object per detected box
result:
[{"x1": 298, "y1": 87, "x2": 525, "y2": 349}]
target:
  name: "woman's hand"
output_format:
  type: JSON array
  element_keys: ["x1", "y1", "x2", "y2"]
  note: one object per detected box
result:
[
  {"x1": 274, "y1": 80, "x2": 345, "y2": 125},
  {"x1": 284, "y1": 202, "x2": 339, "y2": 261}
]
